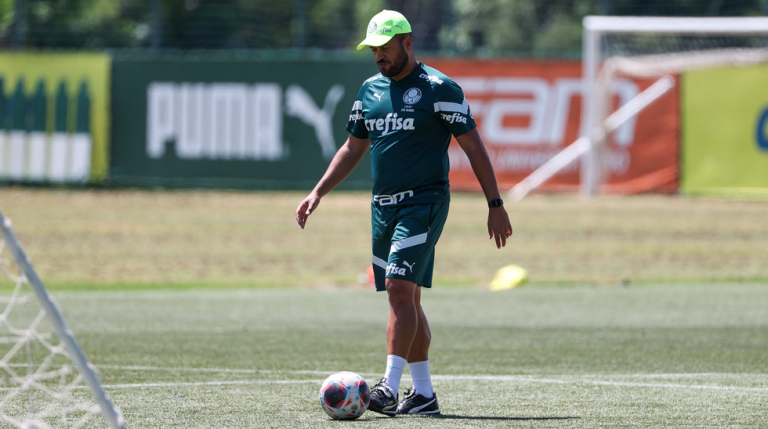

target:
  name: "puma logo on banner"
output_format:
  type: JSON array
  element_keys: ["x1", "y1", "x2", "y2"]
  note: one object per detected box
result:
[
  {"x1": 286, "y1": 84, "x2": 345, "y2": 160},
  {"x1": 146, "y1": 82, "x2": 345, "y2": 162}
]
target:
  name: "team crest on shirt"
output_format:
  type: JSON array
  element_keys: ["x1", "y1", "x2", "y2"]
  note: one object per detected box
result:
[{"x1": 403, "y1": 88, "x2": 422, "y2": 105}]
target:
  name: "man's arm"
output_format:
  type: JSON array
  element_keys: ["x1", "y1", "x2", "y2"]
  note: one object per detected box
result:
[
  {"x1": 455, "y1": 128, "x2": 513, "y2": 249},
  {"x1": 295, "y1": 134, "x2": 370, "y2": 229}
]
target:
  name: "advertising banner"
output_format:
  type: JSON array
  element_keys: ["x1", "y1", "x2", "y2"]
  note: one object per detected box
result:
[
  {"x1": 0, "y1": 53, "x2": 110, "y2": 183},
  {"x1": 111, "y1": 58, "x2": 379, "y2": 189},
  {"x1": 111, "y1": 57, "x2": 679, "y2": 194},
  {"x1": 426, "y1": 60, "x2": 680, "y2": 194},
  {"x1": 682, "y1": 64, "x2": 768, "y2": 195}
]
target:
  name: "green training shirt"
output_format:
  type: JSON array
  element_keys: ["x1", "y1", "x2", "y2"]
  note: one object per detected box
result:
[{"x1": 346, "y1": 62, "x2": 476, "y2": 206}]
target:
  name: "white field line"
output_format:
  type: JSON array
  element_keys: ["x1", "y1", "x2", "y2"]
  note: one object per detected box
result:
[
  {"x1": 104, "y1": 379, "x2": 320, "y2": 389},
  {"x1": 431, "y1": 375, "x2": 768, "y2": 392},
  {"x1": 99, "y1": 365, "x2": 752, "y2": 378},
  {"x1": 0, "y1": 379, "x2": 322, "y2": 392},
  {"x1": 93, "y1": 365, "x2": 768, "y2": 393},
  {"x1": 585, "y1": 380, "x2": 768, "y2": 392},
  {"x1": 97, "y1": 365, "x2": 330, "y2": 375},
  {"x1": 571, "y1": 373, "x2": 732, "y2": 378}
]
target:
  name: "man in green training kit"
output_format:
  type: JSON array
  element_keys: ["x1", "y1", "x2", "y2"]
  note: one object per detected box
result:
[{"x1": 296, "y1": 10, "x2": 512, "y2": 416}]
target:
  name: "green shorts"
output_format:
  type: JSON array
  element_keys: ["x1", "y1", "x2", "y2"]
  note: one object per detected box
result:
[{"x1": 371, "y1": 202, "x2": 450, "y2": 292}]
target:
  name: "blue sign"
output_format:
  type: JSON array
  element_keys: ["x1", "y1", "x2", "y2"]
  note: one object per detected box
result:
[{"x1": 757, "y1": 107, "x2": 768, "y2": 151}]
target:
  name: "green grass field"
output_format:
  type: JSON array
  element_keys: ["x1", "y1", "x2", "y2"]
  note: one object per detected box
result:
[
  {"x1": 2, "y1": 188, "x2": 768, "y2": 287},
  {"x1": 56, "y1": 286, "x2": 768, "y2": 428},
  {"x1": 1, "y1": 189, "x2": 767, "y2": 427}
]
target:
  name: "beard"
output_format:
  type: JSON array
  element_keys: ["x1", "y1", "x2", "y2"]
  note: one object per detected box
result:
[{"x1": 377, "y1": 45, "x2": 409, "y2": 78}]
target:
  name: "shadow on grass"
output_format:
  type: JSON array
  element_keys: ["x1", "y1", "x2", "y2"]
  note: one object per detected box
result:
[
  {"x1": 433, "y1": 415, "x2": 580, "y2": 421},
  {"x1": 369, "y1": 415, "x2": 580, "y2": 421}
]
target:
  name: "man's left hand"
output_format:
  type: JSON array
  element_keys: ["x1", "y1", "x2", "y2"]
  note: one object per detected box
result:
[{"x1": 488, "y1": 207, "x2": 513, "y2": 249}]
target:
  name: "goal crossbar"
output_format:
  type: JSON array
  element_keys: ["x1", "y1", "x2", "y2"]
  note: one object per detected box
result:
[
  {"x1": 507, "y1": 16, "x2": 768, "y2": 200},
  {"x1": 584, "y1": 16, "x2": 768, "y2": 34},
  {"x1": 603, "y1": 49, "x2": 768, "y2": 78},
  {"x1": 580, "y1": 16, "x2": 768, "y2": 196}
]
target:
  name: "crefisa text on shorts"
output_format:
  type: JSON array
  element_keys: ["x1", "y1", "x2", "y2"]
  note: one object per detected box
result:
[{"x1": 386, "y1": 263, "x2": 408, "y2": 276}]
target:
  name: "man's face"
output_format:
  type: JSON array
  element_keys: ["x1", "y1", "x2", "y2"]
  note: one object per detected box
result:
[{"x1": 370, "y1": 36, "x2": 409, "y2": 78}]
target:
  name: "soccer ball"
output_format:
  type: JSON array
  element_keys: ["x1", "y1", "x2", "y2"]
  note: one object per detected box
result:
[{"x1": 319, "y1": 371, "x2": 370, "y2": 420}]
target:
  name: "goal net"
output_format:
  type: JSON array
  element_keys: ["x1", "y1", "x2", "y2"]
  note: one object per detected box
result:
[
  {"x1": 0, "y1": 209, "x2": 125, "y2": 429},
  {"x1": 509, "y1": 16, "x2": 768, "y2": 201}
]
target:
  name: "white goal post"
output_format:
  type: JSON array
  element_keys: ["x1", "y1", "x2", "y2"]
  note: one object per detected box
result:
[
  {"x1": 0, "y1": 209, "x2": 125, "y2": 429},
  {"x1": 509, "y1": 16, "x2": 768, "y2": 201}
]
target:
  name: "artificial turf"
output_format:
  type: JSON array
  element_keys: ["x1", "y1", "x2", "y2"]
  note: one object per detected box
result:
[{"x1": 32, "y1": 284, "x2": 768, "y2": 428}]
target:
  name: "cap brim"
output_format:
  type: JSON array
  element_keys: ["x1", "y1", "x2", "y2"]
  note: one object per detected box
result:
[{"x1": 357, "y1": 34, "x2": 395, "y2": 50}]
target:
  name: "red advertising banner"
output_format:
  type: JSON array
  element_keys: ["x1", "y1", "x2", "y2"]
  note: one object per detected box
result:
[{"x1": 425, "y1": 60, "x2": 679, "y2": 194}]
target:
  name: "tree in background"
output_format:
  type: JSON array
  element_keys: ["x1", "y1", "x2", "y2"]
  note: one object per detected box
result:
[
  {"x1": 1, "y1": 0, "x2": 133, "y2": 49},
  {"x1": 441, "y1": 0, "x2": 596, "y2": 57},
  {"x1": 0, "y1": 0, "x2": 764, "y2": 53},
  {"x1": 386, "y1": 0, "x2": 450, "y2": 51}
]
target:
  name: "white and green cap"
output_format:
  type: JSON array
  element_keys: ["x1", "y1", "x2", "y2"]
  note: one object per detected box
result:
[{"x1": 357, "y1": 10, "x2": 412, "y2": 50}]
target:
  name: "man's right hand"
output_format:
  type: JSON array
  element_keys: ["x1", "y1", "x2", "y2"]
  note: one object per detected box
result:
[
  {"x1": 295, "y1": 193, "x2": 321, "y2": 229},
  {"x1": 294, "y1": 135, "x2": 370, "y2": 229}
]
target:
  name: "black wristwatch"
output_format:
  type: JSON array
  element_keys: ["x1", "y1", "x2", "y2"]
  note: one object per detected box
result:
[{"x1": 488, "y1": 198, "x2": 504, "y2": 208}]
